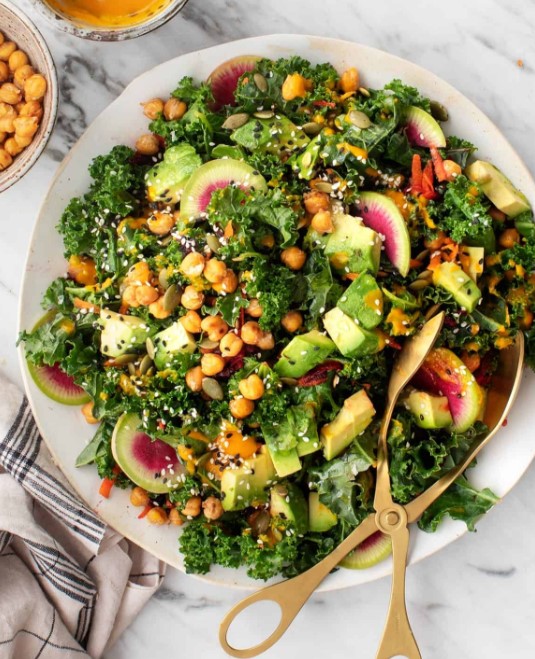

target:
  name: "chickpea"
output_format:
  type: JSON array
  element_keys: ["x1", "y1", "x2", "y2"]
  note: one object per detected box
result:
[
  {"x1": 122, "y1": 285, "x2": 139, "y2": 307},
  {"x1": 146, "y1": 507, "x2": 168, "y2": 525},
  {"x1": 181, "y1": 496, "x2": 202, "y2": 518},
  {"x1": 169, "y1": 508, "x2": 184, "y2": 526},
  {"x1": 202, "y1": 496, "x2": 224, "y2": 521},
  {"x1": 239, "y1": 374, "x2": 265, "y2": 400},
  {"x1": 303, "y1": 190, "x2": 330, "y2": 215},
  {"x1": 246, "y1": 298, "x2": 263, "y2": 318},
  {"x1": 498, "y1": 228, "x2": 520, "y2": 249},
  {"x1": 135, "y1": 133, "x2": 159, "y2": 156},
  {"x1": 229, "y1": 396, "x2": 255, "y2": 419},
  {"x1": 181, "y1": 285, "x2": 204, "y2": 310},
  {"x1": 0, "y1": 61, "x2": 9, "y2": 83},
  {"x1": 220, "y1": 331, "x2": 243, "y2": 357},
  {"x1": 13, "y1": 64, "x2": 34, "y2": 90},
  {"x1": 281, "y1": 246, "x2": 307, "y2": 270},
  {"x1": 19, "y1": 100, "x2": 43, "y2": 120},
  {"x1": 148, "y1": 297, "x2": 172, "y2": 319},
  {"x1": 13, "y1": 116, "x2": 39, "y2": 139},
  {"x1": 203, "y1": 258, "x2": 227, "y2": 284},
  {"x1": 0, "y1": 82, "x2": 22, "y2": 104},
  {"x1": 147, "y1": 211, "x2": 175, "y2": 235},
  {"x1": 8, "y1": 50, "x2": 29, "y2": 72},
  {"x1": 180, "y1": 251, "x2": 205, "y2": 278},
  {"x1": 311, "y1": 210, "x2": 334, "y2": 234},
  {"x1": 4, "y1": 136, "x2": 23, "y2": 157},
  {"x1": 164, "y1": 97, "x2": 187, "y2": 121},
  {"x1": 257, "y1": 331, "x2": 275, "y2": 350},
  {"x1": 24, "y1": 73, "x2": 47, "y2": 101},
  {"x1": 81, "y1": 401, "x2": 99, "y2": 424},
  {"x1": 241, "y1": 321, "x2": 262, "y2": 345},
  {"x1": 0, "y1": 131, "x2": 5, "y2": 143},
  {"x1": 340, "y1": 67, "x2": 360, "y2": 93},
  {"x1": 180, "y1": 310, "x2": 202, "y2": 333},
  {"x1": 520, "y1": 309, "x2": 534, "y2": 330},
  {"x1": 0, "y1": 42, "x2": 17, "y2": 62},
  {"x1": 141, "y1": 97, "x2": 164, "y2": 119},
  {"x1": 200, "y1": 353, "x2": 225, "y2": 376},
  {"x1": 443, "y1": 159, "x2": 462, "y2": 181},
  {"x1": 127, "y1": 260, "x2": 152, "y2": 284},
  {"x1": 212, "y1": 269, "x2": 238, "y2": 294},
  {"x1": 201, "y1": 315, "x2": 228, "y2": 341},
  {"x1": 185, "y1": 365, "x2": 203, "y2": 392},
  {"x1": 135, "y1": 284, "x2": 159, "y2": 306},
  {"x1": 259, "y1": 233, "x2": 275, "y2": 249},
  {"x1": 0, "y1": 106, "x2": 15, "y2": 132},
  {"x1": 130, "y1": 486, "x2": 150, "y2": 507},
  {"x1": 14, "y1": 132, "x2": 33, "y2": 148},
  {"x1": 281, "y1": 310, "x2": 303, "y2": 333}
]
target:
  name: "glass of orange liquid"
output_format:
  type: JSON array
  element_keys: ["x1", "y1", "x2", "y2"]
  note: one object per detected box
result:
[{"x1": 32, "y1": 0, "x2": 189, "y2": 40}]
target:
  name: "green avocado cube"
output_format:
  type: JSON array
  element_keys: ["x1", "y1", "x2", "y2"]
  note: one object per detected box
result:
[
  {"x1": 145, "y1": 144, "x2": 201, "y2": 204},
  {"x1": 221, "y1": 449, "x2": 276, "y2": 511},
  {"x1": 337, "y1": 274, "x2": 384, "y2": 329},
  {"x1": 270, "y1": 483, "x2": 309, "y2": 534},
  {"x1": 320, "y1": 389, "x2": 376, "y2": 460},
  {"x1": 152, "y1": 321, "x2": 196, "y2": 370},
  {"x1": 405, "y1": 390, "x2": 453, "y2": 429},
  {"x1": 289, "y1": 134, "x2": 322, "y2": 180},
  {"x1": 308, "y1": 492, "x2": 338, "y2": 532},
  {"x1": 325, "y1": 213, "x2": 381, "y2": 275},
  {"x1": 323, "y1": 307, "x2": 380, "y2": 357},
  {"x1": 466, "y1": 160, "x2": 531, "y2": 218},
  {"x1": 99, "y1": 309, "x2": 155, "y2": 358},
  {"x1": 231, "y1": 115, "x2": 310, "y2": 155},
  {"x1": 274, "y1": 330, "x2": 335, "y2": 378},
  {"x1": 432, "y1": 261, "x2": 482, "y2": 312}
]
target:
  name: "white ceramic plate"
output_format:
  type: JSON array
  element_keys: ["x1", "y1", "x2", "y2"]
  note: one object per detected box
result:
[{"x1": 18, "y1": 34, "x2": 535, "y2": 591}]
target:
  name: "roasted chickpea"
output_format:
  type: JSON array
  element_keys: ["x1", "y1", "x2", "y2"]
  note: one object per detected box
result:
[
  {"x1": 181, "y1": 285, "x2": 204, "y2": 310},
  {"x1": 303, "y1": 190, "x2": 330, "y2": 215},
  {"x1": 13, "y1": 64, "x2": 34, "y2": 89},
  {"x1": 0, "y1": 105, "x2": 15, "y2": 132},
  {"x1": 13, "y1": 115, "x2": 38, "y2": 139},
  {"x1": 180, "y1": 251, "x2": 205, "y2": 278},
  {"x1": 127, "y1": 260, "x2": 152, "y2": 284},
  {"x1": 130, "y1": 486, "x2": 150, "y2": 507},
  {"x1": 281, "y1": 246, "x2": 306, "y2": 270},
  {"x1": 311, "y1": 210, "x2": 334, "y2": 234},
  {"x1": 212, "y1": 269, "x2": 238, "y2": 294},
  {"x1": 185, "y1": 365, "x2": 203, "y2": 392},
  {"x1": 19, "y1": 100, "x2": 43, "y2": 120},
  {"x1": 135, "y1": 284, "x2": 159, "y2": 306},
  {"x1": 202, "y1": 496, "x2": 224, "y2": 521},
  {"x1": 141, "y1": 97, "x2": 164, "y2": 119},
  {"x1": 0, "y1": 42, "x2": 17, "y2": 62},
  {"x1": 169, "y1": 508, "x2": 184, "y2": 526},
  {"x1": 181, "y1": 496, "x2": 202, "y2": 518},
  {"x1": 81, "y1": 401, "x2": 99, "y2": 424},
  {"x1": 0, "y1": 82, "x2": 22, "y2": 104},
  {"x1": 257, "y1": 331, "x2": 275, "y2": 350},
  {"x1": 148, "y1": 298, "x2": 172, "y2": 319},
  {"x1": 147, "y1": 211, "x2": 175, "y2": 235},
  {"x1": 246, "y1": 298, "x2": 263, "y2": 318},
  {"x1": 146, "y1": 507, "x2": 168, "y2": 525},
  {"x1": 200, "y1": 353, "x2": 226, "y2": 376},
  {"x1": 229, "y1": 396, "x2": 255, "y2": 419},
  {"x1": 241, "y1": 321, "x2": 262, "y2": 345},
  {"x1": 239, "y1": 374, "x2": 265, "y2": 400},
  {"x1": 259, "y1": 233, "x2": 275, "y2": 249},
  {"x1": 281, "y1": 310, "x2": 303, "y2": 333},
  {"x1": 4, "y1": 136, "x2": 23, "y2": 157},
  {"x1": 0, "y1": 32, "x2": 4, "y2": 47},
  {"x1": 8, "y1": 50, "x2": 29, "y2": 72},
  {"x1": 220, "y1": 332, "x2": 243, "y2": 357},
  {"x1": 201, "y1": 315, "x2": 228, "y2": 341},
  {"x1": 203, "y1": 258, "x2": 227, "y2": 284},
  {"x1": 135, "y1": 133, "x2": 159, "y2": 155},
  {"x1": 0, "y1": 61, "x2": 9, "y2": 83},
  {"x1": 23, "y1": 73, "x2": 47, "y2": 101},
  {"x1": 180, "y1": 310, "x2": 202, "y2": 333},
  {"x1": 14, "y1": 132, "x2": 33, "y2": 148},
  {"x1": 498, "y1": 228, "x2": 520, "y2": 249},
  {"x1": 164, "y1": 97, "x2": 187, "y2": 121},
  {"x1": 340, "y1": 67, "x2": 360, "y2": 93},
  {"x1": 122, "y1": 285, "x2": 140, "y2": 307},
  {"x1": 443, "y1": 159, "x2": 462, "y2": 181}
]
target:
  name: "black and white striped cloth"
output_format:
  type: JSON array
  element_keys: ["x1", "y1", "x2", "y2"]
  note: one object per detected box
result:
[{"x1": 0, "y1": 378, "x2": 165, "y2": 658}]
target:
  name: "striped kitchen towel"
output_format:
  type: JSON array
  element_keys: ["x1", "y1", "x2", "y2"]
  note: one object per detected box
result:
[{"x1": 0, "y1": 376, "x2": 166, "y2": 658}]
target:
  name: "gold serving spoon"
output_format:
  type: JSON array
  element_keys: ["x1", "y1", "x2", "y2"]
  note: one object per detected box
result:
[{"x1": 219, "y1": 316, "x2": 524, "y2": 659}]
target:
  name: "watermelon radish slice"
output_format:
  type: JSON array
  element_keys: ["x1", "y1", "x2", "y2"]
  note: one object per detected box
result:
[
  {"x1": 180, "y1": 158, "x2": 267, "y2": 220},
  {"x1": 339, "y1": 531, "x2": 392, "y2": 569},
  {"x1": 412, "y1": 348, "x2": 485, "y2": 432},
  {"x1": 27, "y1": 360, "x2": 90, "y2": 406},
  {"x1": 112, "y1": 413, "x2": 184, "y2": 494},
  {"x1": 403, "y1": 106, "x2": 446, "y2": 148},
  {"x1": 355, "y1": 191, "x2": 411, "y2": 276},
  {"x1": 208, "y1": 55, "x2": 261, "y2": 109}
]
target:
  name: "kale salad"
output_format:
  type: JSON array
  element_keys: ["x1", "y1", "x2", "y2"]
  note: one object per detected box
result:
[{"x1": 20, "y1": 55, "x2": 535, "y2": 580}]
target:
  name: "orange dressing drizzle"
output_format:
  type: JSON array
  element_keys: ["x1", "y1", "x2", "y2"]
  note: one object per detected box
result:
[{"x1": 45, "y1": 0, "x2": 171, "y2": 28}]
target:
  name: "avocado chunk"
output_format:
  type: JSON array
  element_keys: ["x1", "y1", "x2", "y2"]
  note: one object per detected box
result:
[
  {"x1": 221, "y1": 448, "x2": 276, "y2": 511},
  {"x1": 152, "y1": 321, "x2": 196, "y2": 370},
  {"x1": 466, "y1": 160, "x2": 531, "y2": 218},
  {"x1": 290, "y1": 134, "x2": 322, "y2": 180},
  {"x1": 308, "y1": 492, "x2": 338, "y2": 532},
  {"x1": 432, "y1": 262, "x2": 482, "y2": 312},
  {"x1": 274, "y1": 329, "x2": 335, "y2": 378},
  {"x1": 325, "y1": 213, "x2": 382, "y2": 275},
  {"x1": 320, "y1": 389, "x2": 376, "y2": 460},
  {"x1": 460, "y1": 245, "x2": 485, "y2": 282},
  {"x1": 295, "y1": 404, "x2": 321, "y2": 458},
  {"x1": 337, "y1": 274, "x2": 384, "y2": 329},
  {"x1": 270, "y1": 482, "x2": 308, "y2": 534},
  {"x1": 323, "y1": 307, "x2": 380, "y2": 357},
  {"x1": 99, "y1": 309, "x2": 155, "y2": 358},
  {"x1": 211, "y1": 144, "x2": 245, "y2": 160},
  {"x1": 145, "y1": 144, "x2": 201, "y2": 204},
  {"x1": 263, "y1": 443, "x2": 301, "y2": 478},
  {"x1": 405, "y1": 390, "x2": 453, "y2": 429},
  {"x1": 231, "y1": 115, "x2": 310, "y2": 155}
]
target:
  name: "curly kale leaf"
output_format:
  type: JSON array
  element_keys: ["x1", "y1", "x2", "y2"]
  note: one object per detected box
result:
[
  {"x1": 304, "y1": 250, "x2": 341, "y2": 326},
  {"x1": 245, "y1": 258, "x2": 296, "y2": 331}
]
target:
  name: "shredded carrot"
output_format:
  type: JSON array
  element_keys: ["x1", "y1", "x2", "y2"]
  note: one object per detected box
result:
[
  {"x1": 73, "y1": 297, "x2": 100, "y2": 313},
  {"x1": 411, "y1": 154, "x2": 423, "y2": 194},
  {"x1": 430, "y1": 146, "x2": 448, "y2": 182},
  {"x1": 138, "y1": 504, "x2": 153, "y2": 519},
  {"x1": 99, "y1": 477, "x2": 115, "y2": 499}
]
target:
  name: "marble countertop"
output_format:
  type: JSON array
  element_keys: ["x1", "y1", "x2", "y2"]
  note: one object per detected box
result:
[{"x1": 2, "y1": 0, "x2": 535, "y2": 657}]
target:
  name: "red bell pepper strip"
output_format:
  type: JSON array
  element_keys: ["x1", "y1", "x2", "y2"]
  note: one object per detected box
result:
[
  {"x1": 410, "y1": 154, "x2": 423, "y2": 194},
  {"x1": 138, "y1": 504, "x2": 153, "y2": 519},
  {"x1": 421, "y1": 160, "x2": 437, "y2": 200},
  {"x1": 430, "y1": 146, "x2": 448, "y2": 182},
  {"x1": 297, "y1": 360, "x2": 343, "y2": 387}
]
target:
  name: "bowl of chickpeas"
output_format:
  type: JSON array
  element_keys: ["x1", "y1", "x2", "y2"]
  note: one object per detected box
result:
[{"x1": 0, "y1": 0, "x2": 58, "y2": 192}]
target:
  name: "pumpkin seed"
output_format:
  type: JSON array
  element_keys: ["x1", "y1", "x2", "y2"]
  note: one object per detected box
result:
[
  {"x1": 314, "y1": 181, "x2": 333, "y2": 194},
  {"x1": 145, "y1": 337, "x2": 155, "y2": 360},
  {"x1": 249, "y1": 509, "x2": 271, "y2": 536},
  {"x1": 301, "y1": 121, "x2": 322, "y2": 136},
  {"x1": 253, "y1": 73, "x2": 268, "y2": 92},
  {"x1": 280, "y1": 377, "x2": 298, "y2": 386},
  {"x1": 200, "y1": 338, "x2": 219, "y2": 350},
  {"x1": 222, "y1": 113, "x2": 249, "y2": 130},
  {"x1": 139, "y1": 354, "x2": 153, "y2": 375},
  {"x1": 206, "y1": 233, "x2": 221, "y2": 254},
  {"x1": 253, "y1": 110, "x2": 275, "y2": 120},
  {"x1": 348, "y1": 109, "x2": 372, "y2": 129},
  {"x1": 158, "y1": 268, "x2": 170, "y2": 290},
  {"x1": 202, "y1": 377, "x2": 224, "y2": 400},
  {"x1": 127, "y1": 362, "x2": 136, "y2": 376},
  {"x1": 163, "y1": 283, "x2": 182, "y2": 313},
  {"x1": 358, "y1": 87, "x2": 371, "y2": 97},
  {"x1": 408, "y1": 279, "x2": 430, "y2": 291},
  {"x1": 414, "y1": 249, "x2": 429, "y2": 262},
  {"x1": 430, "y1": 100, "x2": 449, "y2": 122},
  {"x1": 424, "y1": 303, "x2": 442, "y2": 321},
  {"x1": 416, "y1": 269, "x2": 433, "y2": 281},
  {"x1": 111, "y1": 353, "x2": 138, "y2": 366}
]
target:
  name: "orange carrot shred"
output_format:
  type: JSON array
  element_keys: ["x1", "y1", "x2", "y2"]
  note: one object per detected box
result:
[
  {"x1": 430, "y1": 146, "x2": 448, "y2": 182},
  {"x1": 411, "y1": 154, "x2": 423, "y2": 194},
  {"x1": 138, "y1": 504, "x2": 153, "y2": 519},
  {"x1": 99, "y1": 477, "x2": 115, "y2": 499}
]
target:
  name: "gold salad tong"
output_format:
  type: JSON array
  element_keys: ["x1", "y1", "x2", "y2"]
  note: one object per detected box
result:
[{"x1": 219, "y1": 312, "x2": 525, "y2": 658}]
